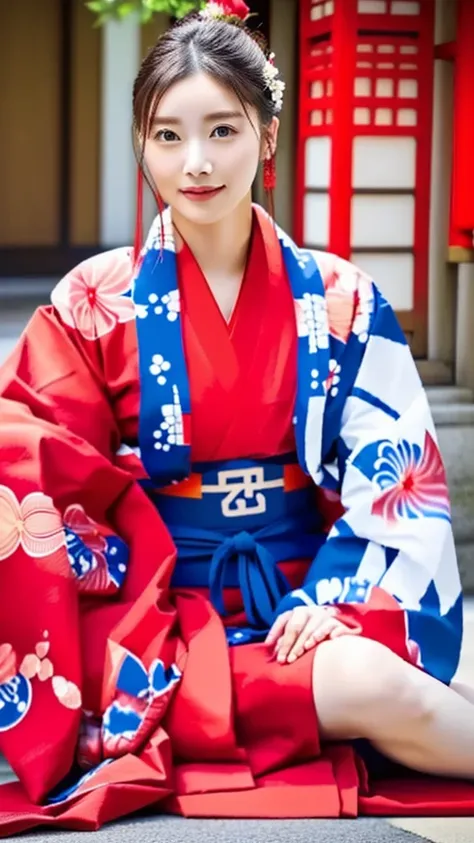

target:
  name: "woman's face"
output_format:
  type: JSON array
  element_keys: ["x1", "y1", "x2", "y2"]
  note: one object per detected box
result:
[{"x1": 144, "y1": 71, "x2": 277, "y2": 226}]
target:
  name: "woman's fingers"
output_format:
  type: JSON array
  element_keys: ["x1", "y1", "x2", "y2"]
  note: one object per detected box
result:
[
  {"x1": 267, "y1": 606, "x2": 358, "y2": 665},
  {"x1": 265, "y1": 611, "x2": 291, "y2": 647},
  {"x1": 280, "y1": 616, "x2": 360, "y2": 663},
  {"x1": 286, "y1": 617, "x2": 341, "y2": 662},
  {"x1": 310, "y1": 618, "x2": 343, "y2": 645},
  {"x1": 274, "y1": 608, "x2": 312, "y2": 663},
  {"x1": 275, "y1": 607, "x2": 336, "y2": 663},
  {"x1": 303, "y1": 618, "x2": 360, "y2": 649},
  {"x1": 329, "y1": 622, "x2": 361, "y2": 639},
  {"x1": 284, "y1": 611, "x2": 334, "y2": 663}
]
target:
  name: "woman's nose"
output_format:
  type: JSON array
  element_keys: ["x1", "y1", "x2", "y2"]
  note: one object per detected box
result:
[{"x1": 183, "y1": 141, "x2": 213, "y2": 177}]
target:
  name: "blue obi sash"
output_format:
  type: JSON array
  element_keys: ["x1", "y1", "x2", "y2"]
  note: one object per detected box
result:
[{"x1": 144, "y1": 454, "x2": 326, "y2": 644}]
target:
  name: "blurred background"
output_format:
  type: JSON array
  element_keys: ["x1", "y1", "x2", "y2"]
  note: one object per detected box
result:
[{"x1": 1, "y1": 0, "x2": 474, "y2": 590}]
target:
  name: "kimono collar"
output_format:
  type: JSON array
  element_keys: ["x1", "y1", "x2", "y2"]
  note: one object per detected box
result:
[{"x1": 132, "y1": 204, "x2": 330, "y2": 487}]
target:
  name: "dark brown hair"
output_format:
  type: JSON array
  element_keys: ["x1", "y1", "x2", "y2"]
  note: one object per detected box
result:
[{"x1": 132, "y1": 14, "x2": 280, "y2": 218}]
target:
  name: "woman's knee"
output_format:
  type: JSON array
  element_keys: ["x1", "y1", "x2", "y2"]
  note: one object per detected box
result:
[{"x1": 312, "y1": 635, "x2": 429, "y2": 740}]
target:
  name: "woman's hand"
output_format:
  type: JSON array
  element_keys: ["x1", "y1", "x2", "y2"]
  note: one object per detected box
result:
[{"x1": 265, "y1": 605, "x2": 361, "y2": 664}]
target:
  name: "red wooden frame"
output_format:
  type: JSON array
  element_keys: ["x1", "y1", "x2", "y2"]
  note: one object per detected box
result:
[
  {"x1": 328, "y1": 3, "x2": 358, "y2": 257},
  {"x1": 295, "y1": 0, "x2": 435, "y2": 356},
  {"x1": 449, "y1": 0, "x2": 474, "y2": 250}
]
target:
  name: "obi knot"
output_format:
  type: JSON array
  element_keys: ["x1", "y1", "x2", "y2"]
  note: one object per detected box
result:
[
  {"x1": 231, "y1": 531, "x2": 256, "y2": 554},
  {"x1": 208, "y1": 530, "x2": 289, "y2": 629}
]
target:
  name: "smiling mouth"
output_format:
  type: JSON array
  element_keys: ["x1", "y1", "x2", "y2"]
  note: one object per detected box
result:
[
  {"x1": 180, "y1": 186, "x2": 225, "y2": 195},
  {"x1": 179, "y1": 186, "x2": 226, "y2": 202}
]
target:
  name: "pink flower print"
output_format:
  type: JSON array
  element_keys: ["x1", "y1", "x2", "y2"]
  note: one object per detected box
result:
[
  {"x1": 52, "y1": 252, "x2": 136, "y2": 340},
  {"x1": 318, "y1": 253, "x2": 359, "y2": 294},
  {"x1": 351, "y1": 278, "x2": 373, "y2": 344},
  {"x1": 18, "y1": 631, "x2": 81, "y2": 711},
  {"x1": 0, "y1": 644, "x2": 17, "y2": 685},
  {"x1": 0, "y1": 487, "x2": 65, "y2": 562},
  {"x1": 317, "y1": 254, "x2": 372, "y2": 344},
  {"x1": 325, "y1": 276, "x2": 356, "y2": 344},
  {"x1": 20, "y1": 638, "x2": 54, "y2": 682},
  {"x1": 52, "y1": 675, "x2": 82, "y2": 710}
]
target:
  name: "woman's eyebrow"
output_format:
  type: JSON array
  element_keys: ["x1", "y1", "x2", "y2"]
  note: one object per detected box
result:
[{"x1": 152, "y1": 110, "x2": 245, "y2": 125}]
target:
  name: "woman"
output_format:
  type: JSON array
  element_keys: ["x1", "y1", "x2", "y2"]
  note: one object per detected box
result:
[{"x1": 0, "y1": 0, "x2": 474, "y2": 833}]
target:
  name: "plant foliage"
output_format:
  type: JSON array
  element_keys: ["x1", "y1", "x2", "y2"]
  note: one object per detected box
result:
[{"x1": 86, "y1": 0, "x2": 205, "y2": 25}]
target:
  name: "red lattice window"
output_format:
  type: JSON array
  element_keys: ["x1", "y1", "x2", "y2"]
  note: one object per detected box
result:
[
  {"x1": 296, "y1": 0, "x2": 434, "y2": 356},
  {"x1": 352, "y1": 39, "x2": 421, "y2": 132},
  {"x1": 357, "y1": 0, "x2": 420, "y2": 14},
  {"x1": 309, "y1": 0, "x2": 335, "y2": 20},
  {"x1": 307, "y1": 41, "x2": 333, "y2": 128}
]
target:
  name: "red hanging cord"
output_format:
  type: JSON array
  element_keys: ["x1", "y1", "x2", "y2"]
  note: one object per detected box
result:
[{"x1": 133, "y1": 166, "x2": 144, "y2": 265}]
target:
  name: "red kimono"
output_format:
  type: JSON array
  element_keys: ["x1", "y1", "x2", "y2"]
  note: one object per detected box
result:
[{"x1": 0, "y1": 213, "x2": 473, "y2": 834}]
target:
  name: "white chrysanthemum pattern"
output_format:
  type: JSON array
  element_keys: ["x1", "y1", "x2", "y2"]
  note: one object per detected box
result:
[{"x1": 149, "y1": 354, "x2": 171, "y2": 386}]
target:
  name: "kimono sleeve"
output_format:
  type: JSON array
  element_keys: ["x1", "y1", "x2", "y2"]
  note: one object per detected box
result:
[
  {"x1": 277, "y1": 271, "x2": 462, "y2": 686},
  {"x1": 0, "y1": 250, "x2": 176, "y2": 802},
  {"x1": 0, "y1": 248, "x2": 175, "y2": 599}
]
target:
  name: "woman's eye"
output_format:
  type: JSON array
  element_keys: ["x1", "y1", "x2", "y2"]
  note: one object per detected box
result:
[
  {"x1": 212, "y1": 125, "x2": 235, "y2": 139},
  {"x1": 156, "y1": 129, "x2": 179, "y2": 142}
]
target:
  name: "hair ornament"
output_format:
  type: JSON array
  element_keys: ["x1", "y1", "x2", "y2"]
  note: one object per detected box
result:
[
  {"x1": 200, "y1": 1, "x2": 285, "y2": 113},
  {"x1": 199, "y1": 0, "x2": 250, "y2": 23},
  {"x1": 263, "y1": 52, "x2": 285, "y2": 113}
]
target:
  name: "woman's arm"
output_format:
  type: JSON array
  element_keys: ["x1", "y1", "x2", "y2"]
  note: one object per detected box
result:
[{"x1": 275, "y1": 270, "x2": 462, "y2": 686}]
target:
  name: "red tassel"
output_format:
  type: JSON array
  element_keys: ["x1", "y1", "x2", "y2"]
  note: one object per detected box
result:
[
  {"x1": 154, "y1": 190, "x2": 166, "y2": 252},
  {"x1": 263, "y1": 155, "x2": 276, "y2": 191},
  {"x1": 133, "y1": 166, "x2": 144, "y2": 265}
]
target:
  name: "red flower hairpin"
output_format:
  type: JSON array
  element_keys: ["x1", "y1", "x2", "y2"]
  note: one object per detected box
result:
[{"x1": 200, "y1": 0, "x2": 251, "y2": 23}]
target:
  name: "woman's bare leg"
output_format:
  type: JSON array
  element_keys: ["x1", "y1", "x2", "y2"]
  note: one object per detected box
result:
[
  {"x1": 451, "y1": 679, "x2": 474, "y2": 706},
  {"x1": 312, "y1": 636, "x2": 474, "y2": 779}
]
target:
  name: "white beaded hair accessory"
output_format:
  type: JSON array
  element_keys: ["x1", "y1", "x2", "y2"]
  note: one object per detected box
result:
[
  {"x1": 263, "y1": 53, "x2": 285, "y2": 113},
  {"x1": 199, "y1": 1, "x2": 285, "y2": 113}
]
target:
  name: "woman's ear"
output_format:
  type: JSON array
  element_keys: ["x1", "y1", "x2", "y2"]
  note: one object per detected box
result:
[{"x1": 261, "y1": 116, "x2": 280, "y2": 161}]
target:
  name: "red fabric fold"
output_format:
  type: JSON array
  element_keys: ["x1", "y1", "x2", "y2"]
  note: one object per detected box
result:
[{"x1": 335, "y1": 586, "x2": 412, "y2": 663}]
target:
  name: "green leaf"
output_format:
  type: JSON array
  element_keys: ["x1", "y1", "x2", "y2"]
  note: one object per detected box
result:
[
  {"x1": 140, "y1": 8, "x2": 154, "y2": 23},
  {"x1": 85, "y1": 0, "x2": 204, "y2": 24},
  {"x1": 85, "y1": 1, "x2": 107, "y2": 12},
  {"x1": 117, "y1": 1, "x2": 138, "y2": 18}
]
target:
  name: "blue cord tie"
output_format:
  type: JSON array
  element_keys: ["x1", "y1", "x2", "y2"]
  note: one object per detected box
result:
[{"x1": 208, "y1": 530, "x2": 289, "y2": 628}]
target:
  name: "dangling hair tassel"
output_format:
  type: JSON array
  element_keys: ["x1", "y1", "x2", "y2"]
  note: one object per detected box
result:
[
  {"x1": 263, "y1": 155, "x2": 277, "y2": 192},
  {"x1": 154, "y1": 190, "x2": 166, "y2": 254}
]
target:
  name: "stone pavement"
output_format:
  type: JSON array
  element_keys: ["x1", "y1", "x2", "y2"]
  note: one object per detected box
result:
[{"x1": 0, "y1": 816, "x2": 443, "y2": 843}]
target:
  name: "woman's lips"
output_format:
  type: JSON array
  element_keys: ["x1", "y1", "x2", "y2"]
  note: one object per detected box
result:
[{"x1": 180, "y1": 186, "x2": 225, "y2": 202}]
